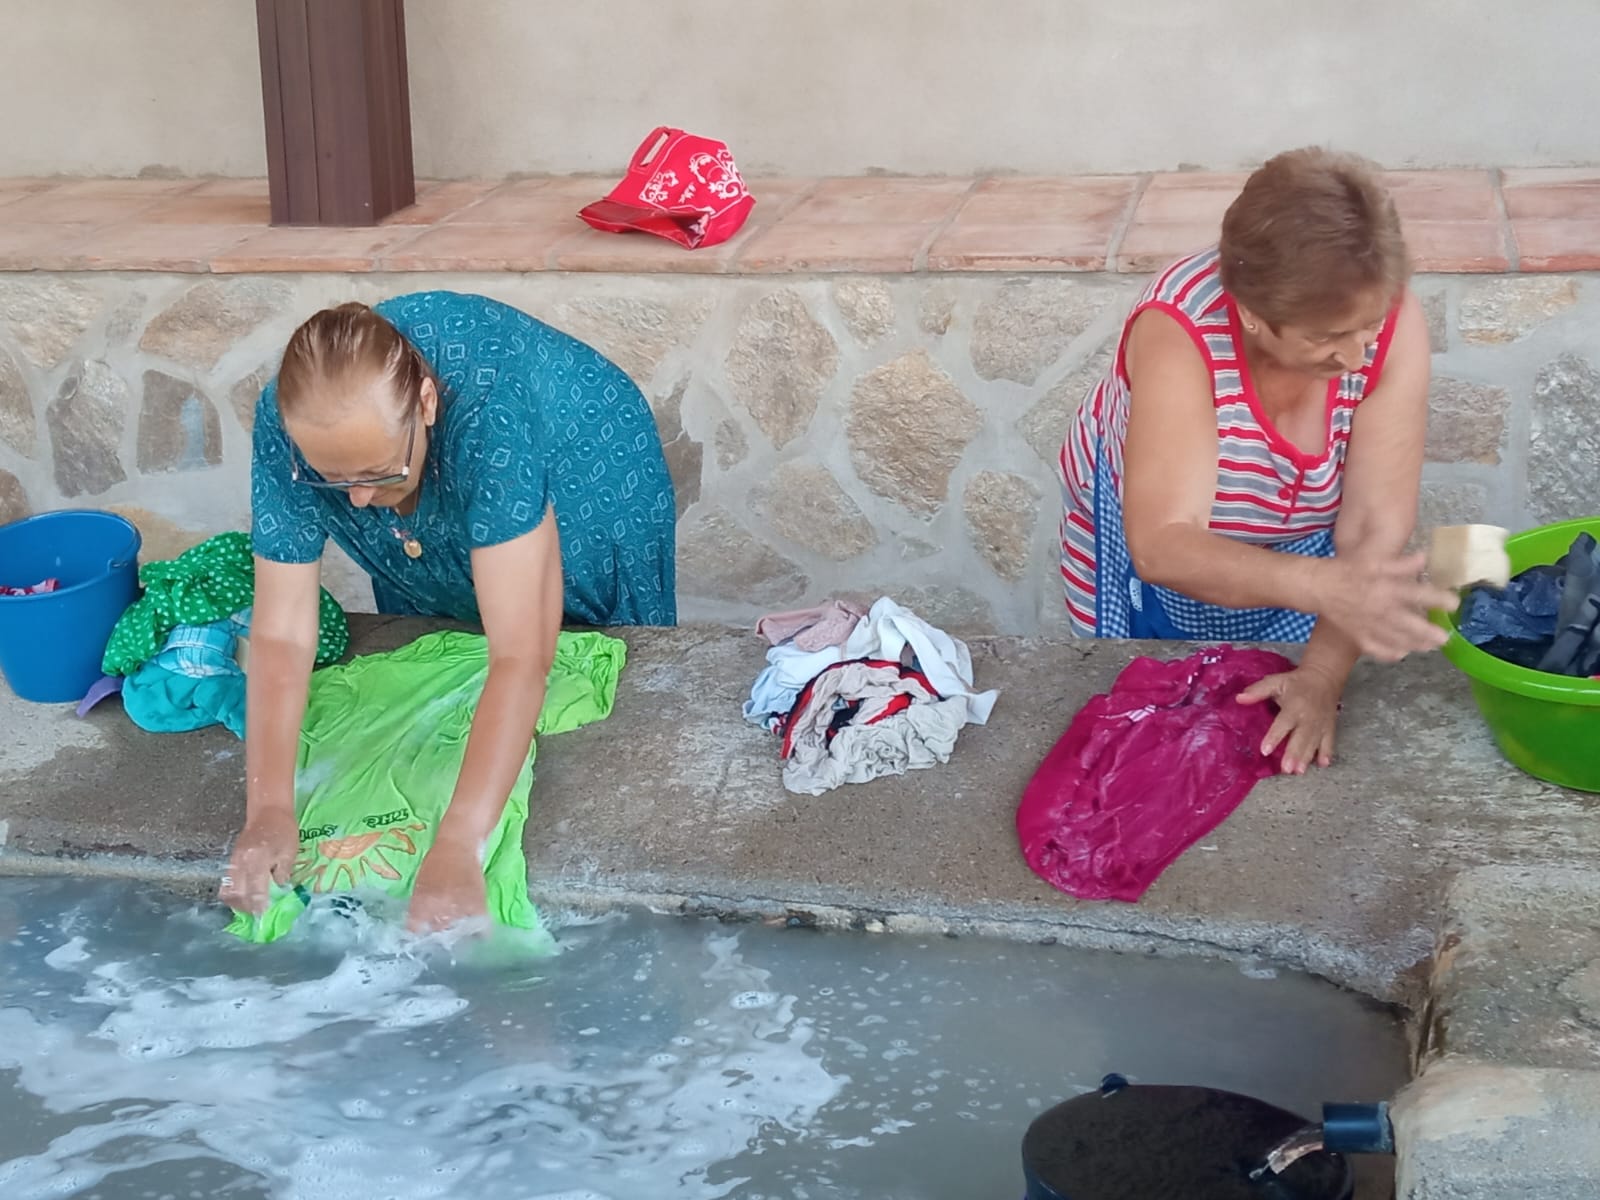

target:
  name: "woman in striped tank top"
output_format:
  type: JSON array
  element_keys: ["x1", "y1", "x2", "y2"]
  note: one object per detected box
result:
[{"x1": 1057, "y1": 148, "x2": 1458, "y2": 774}]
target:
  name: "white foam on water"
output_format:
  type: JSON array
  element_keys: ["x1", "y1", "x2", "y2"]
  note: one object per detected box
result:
[
  {"x1": 1, "y1": 877, "x2": 1412, "y2": 1200},
  {"x1": 0, "y1": 901, "x2": 847, "y2": 1200},
  {"x1": 42, "y1": 937, "x2": 89, "y2": 969},
  {"x1": 83, "y1": 953, "x2": 467, "y2": 1059},
  {"x1": 261, "y1": 885, "x2": 559, "y2": 966}
]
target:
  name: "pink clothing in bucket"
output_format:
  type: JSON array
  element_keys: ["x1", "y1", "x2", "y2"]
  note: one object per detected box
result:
[
  {"x1": 0, "y1": 578, "x2": 59, "y2": 597},
  {"x1": 1017, "y1": 646, "x2": 1291, "y2": 903}
]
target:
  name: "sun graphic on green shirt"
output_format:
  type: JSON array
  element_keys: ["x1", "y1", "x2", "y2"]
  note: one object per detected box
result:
[{"x1": 294, "y1": 822, "x2": 429, "y2": 894}]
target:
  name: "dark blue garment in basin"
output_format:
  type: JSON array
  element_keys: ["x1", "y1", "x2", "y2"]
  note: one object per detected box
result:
[
  {"x1": 1537, "y1": 533, "x2": 1600, "y2": 677},
  {"x1": 1460, "y1": 533, "x2": 1600, "y2": 678}
]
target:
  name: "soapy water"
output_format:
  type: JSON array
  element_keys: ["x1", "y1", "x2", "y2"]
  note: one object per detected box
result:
[{"x1": 0, "y1": 877, "x2": 1406, "y2": 1199}]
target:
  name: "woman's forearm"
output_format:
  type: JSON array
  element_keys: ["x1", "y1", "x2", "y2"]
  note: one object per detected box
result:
[
  {"x1": 244, "y1": 635, "x2": 315, "y2": 822},
  {"x1": 1132, "y1": 524, "x2": 1337, "y2": 614},
  {"x1": 1299, "y1": 620, "x2": 1360, "y2": 690},
  {"x1": 1296, "y1": 514, "x2": 1416, "y2": 688},
  {"x1": 435, "y1": 655, "x2": 549, "y2": 851}
]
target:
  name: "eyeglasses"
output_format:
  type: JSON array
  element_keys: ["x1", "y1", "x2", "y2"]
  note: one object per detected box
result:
[{"x1": 290, "y1": 413, "x2": 419, "y2": 490}]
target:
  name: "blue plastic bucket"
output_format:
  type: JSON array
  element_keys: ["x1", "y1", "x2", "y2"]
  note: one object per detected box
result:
[{"x1": 0, "y1": 510, "x2": 142, "y2": 703}]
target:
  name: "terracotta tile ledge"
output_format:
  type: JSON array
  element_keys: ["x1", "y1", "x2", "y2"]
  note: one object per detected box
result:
[{"x1": 0, "y1": 168, "x2": 1596, "y2": 275}]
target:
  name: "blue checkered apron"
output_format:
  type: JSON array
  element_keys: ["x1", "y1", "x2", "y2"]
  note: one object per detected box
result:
[{"x1": 1090, "y1": 443, "x2": 1332, "y2": 642}]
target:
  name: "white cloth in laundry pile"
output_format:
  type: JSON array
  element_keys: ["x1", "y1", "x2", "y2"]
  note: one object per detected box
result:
[
  {"x1": 839, "y1": 597, "x2": 999, "y2": 725},
  {"x1": 742, "y1": 642, "x2": 846, "y2": 728},
  {"x1": 780, "y1": 658, "x2": 967, "y2": 795},
  {"x1": 743, "y1": 595, "x2": 1001, "y2": 731},
  {"x1": 785, "y1": 700, "x2": 967, "y2": 795}
]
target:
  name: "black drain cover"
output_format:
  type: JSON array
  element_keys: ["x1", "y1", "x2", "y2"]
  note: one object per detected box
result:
[{"x1": 1022, "y1": 1079, "x2": 1353, "y2": 1200}]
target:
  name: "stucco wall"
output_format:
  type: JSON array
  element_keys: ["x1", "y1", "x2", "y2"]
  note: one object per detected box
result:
[{"x1": 2, "y1": 0, "x2": 1597, "y2": 179}]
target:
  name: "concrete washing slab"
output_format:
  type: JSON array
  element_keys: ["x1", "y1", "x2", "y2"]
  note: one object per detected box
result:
[{"x1": 2, "y1": 616, "x2": 1598, "y2": 1197}]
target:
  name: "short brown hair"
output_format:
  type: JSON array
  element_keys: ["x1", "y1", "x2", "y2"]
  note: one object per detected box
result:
[
  {"x1": 277, "y1": 302, "x2": 432, "y2": 427},
  {"x1": 1219, "y1": 147, "x2": 1410, "y2": 328}
]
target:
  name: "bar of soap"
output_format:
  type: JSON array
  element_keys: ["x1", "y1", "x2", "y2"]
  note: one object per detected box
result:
[{"x1": 1427, "y1": 524, "x2": 1511, "y2": 591}]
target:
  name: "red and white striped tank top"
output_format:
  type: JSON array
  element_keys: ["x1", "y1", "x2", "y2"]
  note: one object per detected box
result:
[{"x1": 1056, "y1": 248, "x2": 1399, "y2": 635}]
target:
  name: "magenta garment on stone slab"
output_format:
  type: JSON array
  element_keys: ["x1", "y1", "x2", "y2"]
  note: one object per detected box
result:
[{"x1": 1017, "y1": 646, "x2": 1292, "y2": 903}]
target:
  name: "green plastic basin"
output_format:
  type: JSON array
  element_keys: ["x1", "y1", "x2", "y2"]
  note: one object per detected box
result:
[{"x1": 1435, "y1": 517, "x2": 1600, "y2": 793}]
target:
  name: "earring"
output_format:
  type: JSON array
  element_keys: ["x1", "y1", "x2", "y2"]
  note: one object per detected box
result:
[{"x1": 1245, "y1": 322, "x2": 1258, "y2": 333}]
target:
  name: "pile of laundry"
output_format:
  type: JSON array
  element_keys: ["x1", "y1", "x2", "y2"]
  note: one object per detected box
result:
[
  {"x1": 1459, "y1": 532, "x2": 1600, "y2": 678},
  {"x1": 97, "y1": 531, "x2": 350, "y2": 734},
  {"x1": 743, "y1": 597, "x2": 999, "y2": 795}
]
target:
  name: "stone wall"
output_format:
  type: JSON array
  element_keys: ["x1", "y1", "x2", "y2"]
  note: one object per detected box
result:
[{"x1": 0, "y1": 271, "x2": 1595, "y2": 634}]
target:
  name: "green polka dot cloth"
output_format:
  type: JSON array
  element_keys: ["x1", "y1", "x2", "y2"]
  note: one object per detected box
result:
[{"x1": 102, "y1": 531, "x2": 349, "y2": 677}]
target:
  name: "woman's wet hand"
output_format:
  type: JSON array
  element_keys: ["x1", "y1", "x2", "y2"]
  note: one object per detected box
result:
[
  {"x1": 1324, "y1": 553, "x2": 1459, "y2": 662},
  {"x1": 1237, "y1": 664, "x2": 1343, "y2": 775},
  {"x1": 407, "y1": 837, "x2": 489, "y2": 933},
  {"x1": 219, "y1": 809, "x2": 299, "y2": 914}
]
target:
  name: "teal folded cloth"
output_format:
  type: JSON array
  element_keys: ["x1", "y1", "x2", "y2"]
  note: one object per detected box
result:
[{"x1": 120, "y1": 615, "x2": 249, "y2": 736}]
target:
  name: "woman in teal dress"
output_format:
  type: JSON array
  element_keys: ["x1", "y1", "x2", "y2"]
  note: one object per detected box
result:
[{"x1": 221, "y1": 290, "x2": 676, "y2": 931}]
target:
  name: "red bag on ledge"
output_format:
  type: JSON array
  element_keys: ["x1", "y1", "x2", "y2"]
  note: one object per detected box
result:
[{"x1": 578, "y1": 127, "x2": 756, "y2": 249}]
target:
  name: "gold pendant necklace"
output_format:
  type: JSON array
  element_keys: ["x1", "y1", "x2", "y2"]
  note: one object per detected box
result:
[
  {"x1": 391, "y1": 467, "x2": 426, "y2": 559},
  {"x1": 390, "y1": 524, "x2": 423, "y2": 559}
]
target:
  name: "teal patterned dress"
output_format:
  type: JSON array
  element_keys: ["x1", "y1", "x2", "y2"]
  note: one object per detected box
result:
[{"x1": 250, "y1": 291, "x2": 677, "y2": 626}]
